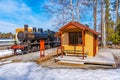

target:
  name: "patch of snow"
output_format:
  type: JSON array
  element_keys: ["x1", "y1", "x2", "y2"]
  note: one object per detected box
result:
[
  {"x1": 0, "y1": 49, "x2": 13, "y2": 57},
  {"x1": 0, "y1": 61, "x2": 12, "y2": 65},
  {"x1": 0, "y1": 62, "x2": 120, "y2": 80},
  {"x1": 99, "y1": 48, "x2": 120, "y2": 54},
  {"x1": 0, "y1": 62, "x2": 38, "y2": 80},
  {"x1": 16, "y1": 49, "x2": 23, "y2": 54}
]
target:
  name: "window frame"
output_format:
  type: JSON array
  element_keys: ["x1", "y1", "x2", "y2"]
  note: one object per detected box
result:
[{"x1": 69, "y1": 31, "x2": 84, "y2": 46}]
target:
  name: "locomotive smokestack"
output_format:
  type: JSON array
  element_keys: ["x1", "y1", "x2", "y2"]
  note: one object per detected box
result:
[
  {"x1": 33, "y1": 27, "x2": 37, "y2": 32},
  {"x1": 38, "y1": 28, "x2": 43, "y2": 33},
  {"x1": 47, "y1": 29, "x2": 50, "y2": 33},
  {"x1": 24, "y1": 24, "x2": 28, "y2": 31}
]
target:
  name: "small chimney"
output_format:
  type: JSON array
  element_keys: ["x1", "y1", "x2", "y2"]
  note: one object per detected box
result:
[
  {"x1": 24, "y1": 24, "x2": 28, "y2": 31},
  {"x1": 85, "y1": 24, "x2": 89, "y2": 27},
  {"x1": 47, "y1": 29, "x2": 50, "y2": 33}
]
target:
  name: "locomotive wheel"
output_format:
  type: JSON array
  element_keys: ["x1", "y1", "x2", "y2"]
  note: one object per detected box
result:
[
  {"x1": 34, "y1": 46, "x2": 38, "y2": 51},
  {"x1": 32, "y1": 46, "x2": 38, "y2": 52},
  {"x1": 23, "y1": 47, "x2": 28, "y2": 54},
  {"x1": 23, "y1": 50, "x2": 28, "y2": 54},
  {"x1": 32, "y1": 47, "x2": 35, "y2": 52},
  {"x1": 45, "y1": 45, "x2": 51, "y2": 49},
  {"x1": 27, "y1": 40, "x2": 31, "y2": 53},
  {"x1": 37, "y1": 46, "x2": 40, "y2": 51}
]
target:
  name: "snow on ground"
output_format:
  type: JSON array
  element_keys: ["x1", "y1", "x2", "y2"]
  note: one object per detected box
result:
[
  {"x1": 99, "y1": 48, "x2": 120, "y2": 54},
  {"x1": 0, "y1": 62, "x2": 120, "y2": 80},
  {"x1": 0, "y1": 49, "x2": 13, "y2": 57}
]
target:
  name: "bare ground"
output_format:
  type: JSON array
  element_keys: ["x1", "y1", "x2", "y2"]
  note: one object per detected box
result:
[
  {"x1": 1, "y1": 48, "x2": 120, "y2": 69},
  {"x1": 113, "y1": 53, "x2": 120, "y2": 68},
  {"x1": 36, "y1": 48, "x2": 120, "y2": 69},
  {"x1": 36, "y1": 56, "x2": 115, "y2": 69}
]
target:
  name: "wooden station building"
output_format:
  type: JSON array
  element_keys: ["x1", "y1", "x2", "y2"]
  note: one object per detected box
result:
[{"x1": 56, "y1": 21, "x2": 99, "y2": 59}]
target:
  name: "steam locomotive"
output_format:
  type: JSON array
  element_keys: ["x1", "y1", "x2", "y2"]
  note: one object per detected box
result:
[{"x1": 11, "y1": 25, "x2": 60, "y2": 54}]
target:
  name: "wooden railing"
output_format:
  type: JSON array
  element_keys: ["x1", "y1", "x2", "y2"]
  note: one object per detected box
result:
[
  {"x1": 64, "y1": 50, "x2": 88, "y2": 57},
  {"x1": 56, "y1": 46, "x2": 86, "y2": 60},
  {"x1": 57, "y1": 46, "x2": 64, "y2": 57}
]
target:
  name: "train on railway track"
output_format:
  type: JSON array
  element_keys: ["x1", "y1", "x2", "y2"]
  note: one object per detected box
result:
[{"x1": 11, "y1": 25, "x2": 60, "y2": 54}]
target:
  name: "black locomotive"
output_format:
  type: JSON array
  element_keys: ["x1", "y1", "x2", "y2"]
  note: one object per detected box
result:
[{"x1": 16, "y1": 25, "x2": 60, "y2": 53}]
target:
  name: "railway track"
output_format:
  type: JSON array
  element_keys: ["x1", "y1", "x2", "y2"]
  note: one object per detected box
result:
[
  {"x1": 0, "y1": 47, "x2": 57, "y2": 63},
  {"x1": 0, "y1": 44, "x2": 14, "y2": 50}
]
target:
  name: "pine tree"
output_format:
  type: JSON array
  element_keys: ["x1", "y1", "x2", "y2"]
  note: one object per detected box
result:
[{"x1": 105, "y1": 0, "x2": 115, "y2": 44}]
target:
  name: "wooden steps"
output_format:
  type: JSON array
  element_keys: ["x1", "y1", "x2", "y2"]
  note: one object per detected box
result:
[
  {"x1": 55, "y1": 56, "x2": 116, "y2": 68},
  {"x1": 59, "y1": 60, "x2": 84, "y2": 65}
]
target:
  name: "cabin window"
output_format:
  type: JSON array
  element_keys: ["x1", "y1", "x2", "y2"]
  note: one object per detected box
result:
[{"x1": 69, "y1": 32, "x2": 82, "y2": 45}]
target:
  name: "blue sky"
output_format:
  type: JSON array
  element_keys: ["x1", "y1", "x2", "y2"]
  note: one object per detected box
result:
[
  {"x1": 0, "y1": 0, "x2": 55, "y2": 33},
  {"x1": 0, "y1": 0, "x2": 96, "y2": 33},
  {"x1": 0, "y1": 0, "x2": 109, "y2": 33}
]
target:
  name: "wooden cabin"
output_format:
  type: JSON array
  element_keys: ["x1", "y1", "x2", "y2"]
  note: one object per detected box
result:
[{"x1": 56, "y1": 21, "x2": 99, "y2": 59}]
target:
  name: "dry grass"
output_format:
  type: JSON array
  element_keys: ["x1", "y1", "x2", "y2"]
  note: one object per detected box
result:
[
  {"x1": 35, "y1": 52, "x2": 58, "y2": 63},
  {"x1": 12, "y1": 59, "x2": 22, "y2": 63},
  {"x1": 57, "y1": 62, "x2": 85, "y2": 68},
  {"x1": 35, "y1": 55, "x2": 53, "y2": 64}
]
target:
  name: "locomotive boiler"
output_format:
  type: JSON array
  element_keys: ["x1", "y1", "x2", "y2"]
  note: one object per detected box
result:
[
  {"x1": 17, "y1": 25, "x2": 49, "y2": 42},
  {"x1": 13, "y1": 25, "x2": 60, "y2": 54}
]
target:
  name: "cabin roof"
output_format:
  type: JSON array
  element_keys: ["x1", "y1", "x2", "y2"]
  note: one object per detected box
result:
[{"x1": 56, "y1": 21, "x2": 99, "y2": 36}]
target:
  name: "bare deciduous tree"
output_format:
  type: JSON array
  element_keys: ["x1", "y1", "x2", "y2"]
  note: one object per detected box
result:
[
  {"x1": 93, "y1": 0, "x2": 97, "y2": 31},
  {"x1": 116, "y1": 0, "x2": 119, "y2": 25},
  {"x1": 101, "y1": 0, "x2": 106, "y2": 47},
  {"x1": 70, "y1": 0, "x2": 74, "y2": 21},
  {"x1": 76, "y1": 0, "x2": 80, "y2": 22}
]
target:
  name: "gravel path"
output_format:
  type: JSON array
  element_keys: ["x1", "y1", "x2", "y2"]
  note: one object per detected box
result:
[{"x1": 0, "y1": 48, "x2": 57, "y2": 62}]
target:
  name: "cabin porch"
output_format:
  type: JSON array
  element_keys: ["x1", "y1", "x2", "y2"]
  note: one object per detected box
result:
[{"x1": 55, "y1": 48, "x2": 116, "y2": 67}]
